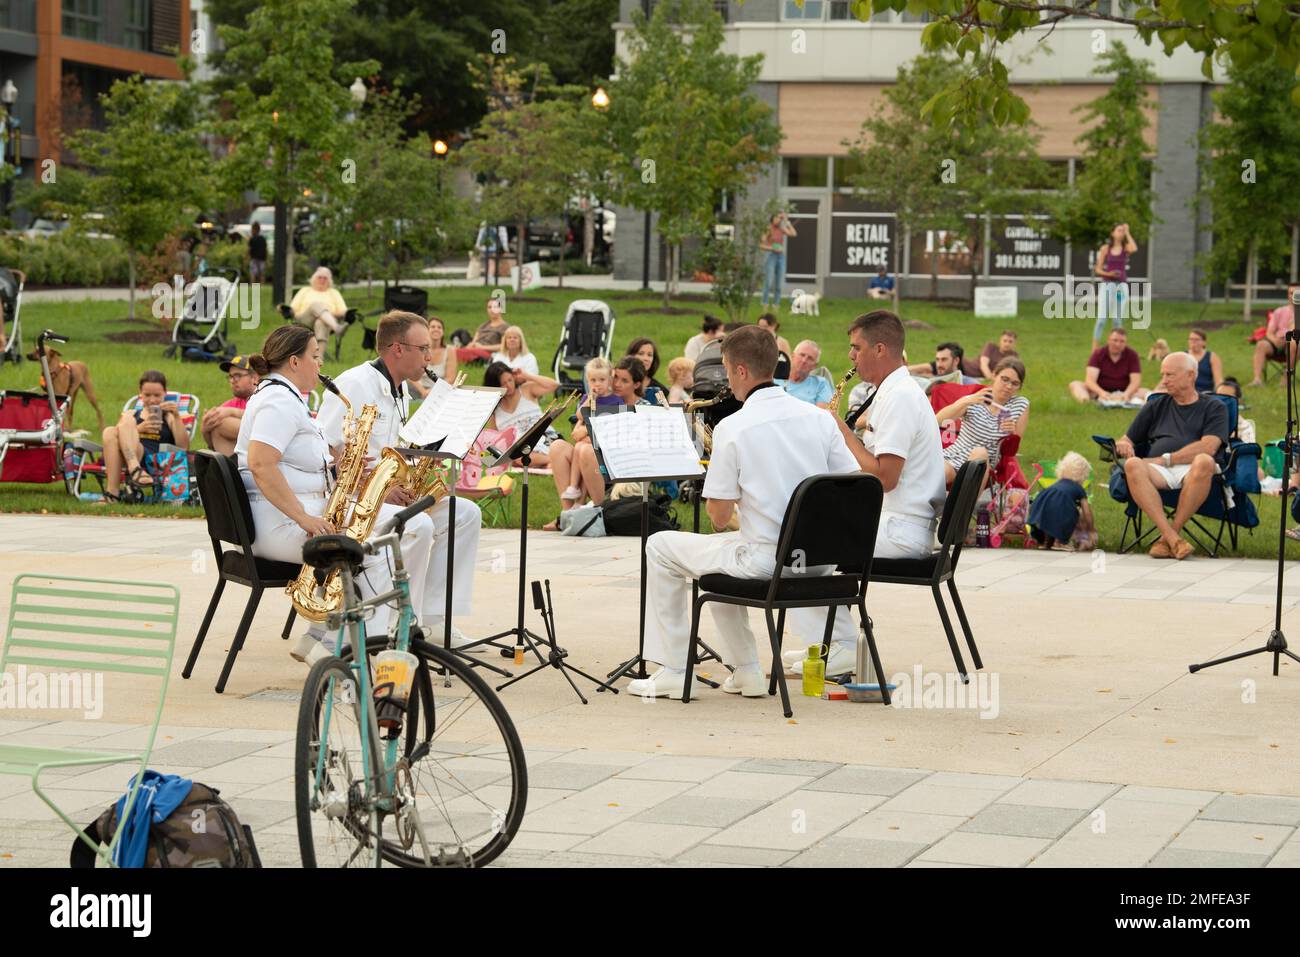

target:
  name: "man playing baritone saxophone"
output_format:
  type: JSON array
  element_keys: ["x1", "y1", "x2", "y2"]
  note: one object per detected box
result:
[
  {"x1": 316, "y1": 311, "x2": 483, "y2": 649},
  {"x1": 785, "y1": 310, "x2": 946, "y2": 678},
  {"x1": 629, "y1": 325, "x2": 861, "y2": 700}
]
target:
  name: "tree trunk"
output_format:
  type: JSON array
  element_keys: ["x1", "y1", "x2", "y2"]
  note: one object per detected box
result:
[
  {"x1": 128, "y1": 252, "x2": 137, "y2": 321},
  {"x1": 516, "y1": 215, "x2": 528, "y2": 292},
  {"x1": 273, "y1": 200, "x2": 289, "y2": 304},
  {"x1": 891, "y1": 228, "x2": 901, "y2": 317},
  {"x1": 583, "y1": 204, "x2": 595, "y2": 267},
  {"x1": 929, "y1": 230, "x2": 939, "y2": 301},
  {"x1": 968, "y1": 229, "x2": 981, "y2": 309},
  {"x1": 662, "y1": 241, "x2": 674, "y2": 309},
  {"x1": 1243, "y1": 237, "x2": 1257, "y2": 321}
]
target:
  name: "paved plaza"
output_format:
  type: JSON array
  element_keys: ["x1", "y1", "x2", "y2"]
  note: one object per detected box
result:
[{"x1": 1, "y1": 514, "x2": 1298, "y2": 867}]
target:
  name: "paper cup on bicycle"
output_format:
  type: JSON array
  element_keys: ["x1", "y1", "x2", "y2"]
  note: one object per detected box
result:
[{"x1": 374, "y1": 650, "x2": 418, "y2": 707}]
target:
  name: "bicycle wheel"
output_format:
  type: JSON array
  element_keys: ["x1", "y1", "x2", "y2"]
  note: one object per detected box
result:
[
  {"x1": 335, "y1": 636, "x2": 528, "y2": 867},
  {"x1": 295, "y1": 656, "x2": 383, "y2": 868}
]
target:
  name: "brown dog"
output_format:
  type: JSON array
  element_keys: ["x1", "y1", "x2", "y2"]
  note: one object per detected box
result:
[{"x1": 27, "y1": 347, "x2": 105, "y2": 431}]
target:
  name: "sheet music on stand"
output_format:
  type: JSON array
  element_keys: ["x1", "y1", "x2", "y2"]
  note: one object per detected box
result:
[
  {"x1": 398, "y1": 378, "x2": 504, "y2": 458},
  {"x1": 590, "y1": 405, "x2": 705, "y2": 483}
]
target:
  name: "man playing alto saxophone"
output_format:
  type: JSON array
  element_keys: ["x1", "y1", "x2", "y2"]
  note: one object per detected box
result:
[
  {"x1": 316, "y1": 311, "x2": 483, "y2": 649},
  {"x1": 235, "y1": 326, "x2": 399, "y2": 665}
]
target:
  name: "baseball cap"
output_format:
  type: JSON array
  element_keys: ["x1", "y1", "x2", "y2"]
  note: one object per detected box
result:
[{"x1": 220, "y1": 355, "x2": 252, "y2": 373}]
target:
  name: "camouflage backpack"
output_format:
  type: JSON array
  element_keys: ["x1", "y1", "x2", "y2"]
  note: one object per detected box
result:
[{"x1": 71, "y1": 782, "x2": 262, "y2": 868}]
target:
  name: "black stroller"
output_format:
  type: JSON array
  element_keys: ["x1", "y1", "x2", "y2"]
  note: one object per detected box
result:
[
  {"x1": 165, "y1": 268, "x2": 241, "y2": 361},
  {"x1": 551, "y1": 299, "x2": 615, "y2": 391},
  {"x1": 355, "y1": 284, "x2": 429, "y2": 353},
  {"x1": 0, "y1": 267, "x2": 27, "y2": 366}
]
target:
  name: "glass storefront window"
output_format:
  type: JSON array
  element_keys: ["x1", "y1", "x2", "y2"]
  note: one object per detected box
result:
[{"x1": 783, "y1": 156, "x2": 828, "y2": 188}]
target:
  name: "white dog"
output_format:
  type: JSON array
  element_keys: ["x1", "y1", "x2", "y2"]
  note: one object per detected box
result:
[{"x1": 790, "y1": 288, "x2": 820, "y2": 316}]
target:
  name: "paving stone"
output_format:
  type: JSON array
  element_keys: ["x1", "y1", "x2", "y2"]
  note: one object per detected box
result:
[
  {"x1": 199, "y1": 755, "x2": 294, "y2": 785},
  {"x1": 504, "y1": 831, "x2": 588, "y2": 853},
  {"x1": 522, "y1": 779, "x2": 694, "y2": 835},
  {"x1": 960, "y1": 803, "x2": 1088, "y2": 840},
  {"x1": 685, "y1": 771, "x2": 814, "y2": 802},
  {"x1": 923, "y1": 771, "x2": 1022, "y2": 791},
  {"x1": 1265, "y1": 840, "x2": 1300, "y2": 868},
  {"x1": 573, "y1": 821, "x2": 717, "y2": 859},
  {"x1": 917, "y1": 832, "x2": 1051, "y2": 867},
  {"x1": 804, "y1": 766, "x2": 929, "y2": 797},
  {"x1": 1199, "y1": 794, "x2": 1300, "y2": 827},
  {"x1": 879, "y1": 783, "x2": 1002, "y2": 817},
  {"x1": 147, "y1": 739, "x2": 274, "y2": 767},
  {"x1": 536, "y1": 749, "x2": 651, "y2": 767},
  {"x1": 837, "y1": 808, "x2": 966, "y2": 845},
  {"x1": 784, "y1": 837, "x2": 927, "y2": 868},
  {"x1": 678, "y1": 844, "x2": 797, "y2": 867},
  {"x1": 616, "y1": 755, "x2": 743, "y2": 782},
  {"x1": 1167, "y1": 819, "x2": 1293, "y2": 856},
  {"x1": 0, "y1": 787, "x2": 123, "y2": 821},
  {"x1": 904, "y1": 860, "x2": 983, "y2": 868},
  {"x1": 1148, "y1": 848, "x2": 1269, "y2": 868},
  {"x1": 526, "y1": 762, "x2": 624, "y2": 790},
  {"x1": 999, "y1": 780, "x2": 1119, "y2": 810},
  {"x1": 634, "y1": 795, "x2": 767, "y2": 829},
  {"x1": 231, "y1": 799, "x2": 297, "y2": 830},
  {"x1": 1029, "y1": 800, "x2": 1202, "y2": 868},
  {"x1": 1110, "y1": 785, "x2": 1220, "y2": 807},
  {"x1": 707, "y1": 789, "x2": 884, "y2": 852},
  {"x1": 736, "y1": 758, "x2": 840, "y2": 777}
]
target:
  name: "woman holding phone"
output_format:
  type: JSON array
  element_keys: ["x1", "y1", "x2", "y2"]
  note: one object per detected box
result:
[
  {"x1": 759, "y1": 210, "x2": 797, "y2": 309},
  {"x1": 101, "y1": 370, "x2": 189, "y2": 501},
  {"x1": 934, "y1": 357, "x2": 1029, "y2": 489}
]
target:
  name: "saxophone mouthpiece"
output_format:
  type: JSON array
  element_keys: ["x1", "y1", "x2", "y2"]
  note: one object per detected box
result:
[
  {"x1": 424, "y1": 366, "x2": 440, "y2": 384},
  {"x1": 318, "y1": 373, "x2": 341, "y2": 396}
]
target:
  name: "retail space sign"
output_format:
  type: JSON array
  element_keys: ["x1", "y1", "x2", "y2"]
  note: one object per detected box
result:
[
  {"x1": 989, "y1": 216, "x2": 1064, "y2": 278},
  {"x1": 974, "y1": 286, "x2": 1019, "y2": 317},
  {"x1": 830, "y1": 214, "x2": 894, "y2": 274}
]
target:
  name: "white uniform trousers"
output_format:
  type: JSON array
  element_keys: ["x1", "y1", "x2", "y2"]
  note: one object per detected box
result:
[
  {"x1": 421, "y1": 495, "x2": 481, "y2": 623},
  {"x1": 644, "y1": 530, "x2": 847, "y2": 672}
]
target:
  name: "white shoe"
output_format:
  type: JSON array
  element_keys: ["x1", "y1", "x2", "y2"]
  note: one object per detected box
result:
[
  {"x1": 721, "y1": 665, "x2": 766, "y2": 697},
  {"x1": 424, "y1": 620, "x2": 481, "y2": 652},
  {"x1": 627, "y1": 668, "x2": 688, "y2": 700},
  {"x1": 291, "y1": 633, "x2": 334, "y2": 665},
  {"x1": 792, "y1": 643, "x2": 856, "y2": 678},
  {"x1": 560, "y1": 485, "x2": 583, "y2": 501}
]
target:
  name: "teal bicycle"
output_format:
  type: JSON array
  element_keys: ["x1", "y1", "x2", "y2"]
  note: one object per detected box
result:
[{"x1": 294, "y1": 495, "x2": 527, "y2": 867}]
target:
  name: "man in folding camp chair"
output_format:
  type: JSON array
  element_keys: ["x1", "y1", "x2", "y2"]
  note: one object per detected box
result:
[{"x1": 1115, "y1": 352, "x2": 1230, "y2": 560}]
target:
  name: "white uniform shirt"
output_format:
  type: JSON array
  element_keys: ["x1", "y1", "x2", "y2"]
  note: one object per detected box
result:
[
  {"x1": 861, "y1": 364, "x2": 945, "y2": 528},
  {"x1": 703, "y1": 384, "x2": 858, "y2": 547},
  {"x1": 317, "y1": 360, "x2": 411, "y2": 460},
  {"x1": 235, "y1": 373, "x2": 330, "y2": 497}
]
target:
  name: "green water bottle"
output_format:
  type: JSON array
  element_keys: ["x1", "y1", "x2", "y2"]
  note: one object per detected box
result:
[{"x1": 802, "y1": 644, "x2": 825, "y2": 697}]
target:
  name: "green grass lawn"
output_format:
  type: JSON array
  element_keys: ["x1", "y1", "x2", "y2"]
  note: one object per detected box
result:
[{"x1": 1, "y1": 284, "x2": 1294, "y2": 558}]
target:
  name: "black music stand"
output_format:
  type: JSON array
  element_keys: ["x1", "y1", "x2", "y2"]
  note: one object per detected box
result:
[{"x1": 481, "y1": 402, "x2": 618, "y2": 700}]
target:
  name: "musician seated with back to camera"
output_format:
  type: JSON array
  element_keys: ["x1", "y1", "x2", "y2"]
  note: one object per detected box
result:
[
  {"x1": 315, "y1": 310, "x2": 484, "y2": 649},
  {"x1": 629, "y1": 325, "x2": 862, "y2": 700},
  {"x1": 781, "y1": 310, "x2": 947, "y2": 678},
  {"x1": 234, "y1": 326, "x2": 403, "y2": 665},
  {"x1": 1115, "y1": 351, "x2": 1230, "y2": 561}
]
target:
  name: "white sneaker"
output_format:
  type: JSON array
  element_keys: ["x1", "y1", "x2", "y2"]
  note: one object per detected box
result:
[
  {"x1": 425, "y1": 619, "x2": 480, "y2": 651},
  {"x1": 721, "y1": 665, "x2": 766, "y2": 697},
  {"x1": 792, "y1": 643, "x2": 856, "y2": 678},
  {"x1": 291, "y1": 633, "x2": 334, "y2": 665},
  {"x1": 560, "y1": 485, "x2": 583, "y2": 501},
  {"x1": 627, "y1": 668, "x2": 688, "y2": 700}
]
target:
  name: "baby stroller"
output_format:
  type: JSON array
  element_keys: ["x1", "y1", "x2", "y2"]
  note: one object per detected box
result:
[
  {"x1": 679, "y1": 338, "x2": 742, "y2": 503},
  {"x1": 551, "y1": 299, "x2": 615, "y2": 391},
  {"x1": 353, "y1": 284, "x2": 428, "y2": 355},
  {"x1": 165, "y1": 268, "x2": 240, "y2": 361},
  {"x1": 0, "y1": 329, "x2": 71, "y2": 488},
  {"x1": 0, "y1": 266, "x2": 27, "y2": 366}
]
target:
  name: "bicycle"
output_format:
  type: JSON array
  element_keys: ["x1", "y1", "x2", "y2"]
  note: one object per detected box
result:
[{"x1": 294, "y1": 494, "x2": 527, "y2": 867}]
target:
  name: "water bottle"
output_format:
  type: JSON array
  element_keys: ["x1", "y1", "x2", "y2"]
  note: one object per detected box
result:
[
  {"x1": 976, "y1": 504, "x2": 991, "y2": 547},
  {"x1": 801, "y1": 644, "x2": 825, "y2": 698},
  {"x1": 79, "y1": 492, "x2": 103, "y2": 502}
]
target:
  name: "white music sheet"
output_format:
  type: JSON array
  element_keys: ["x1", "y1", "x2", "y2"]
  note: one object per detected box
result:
[
  {"x1": 590, "y1": 406, "x2": 705, "y2": 482},
  {"x1": 398, "y1": 380, "x2": 504, "y2": 459}
]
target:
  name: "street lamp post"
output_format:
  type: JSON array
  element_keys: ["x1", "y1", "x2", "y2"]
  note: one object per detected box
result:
[
  {"x1": 1, "y1": 80, "x2": 18, "y2": 223},
  {"x1": 433, "y1": 138, "x2": 448, "y2": 197}
]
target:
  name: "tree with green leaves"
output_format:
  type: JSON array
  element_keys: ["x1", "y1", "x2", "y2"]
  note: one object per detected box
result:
[
  {"x1": 1196, "y1": 58, "x2": 1300, "y2": 318},
  {"x1": 694, "y1": 204, "x2": 778, "y2": 324},
  {"x1": 306, "y1": 90, "x2": 471, "y2": 286},
  {"x1": 65, "y1": 75, "x2": 214, "y2": 319},
  {"x1": 1049, "y1": 41, "x2": 1157, "y2": 252},
  {"x1": 610, "y1": 0, "x2": 782, "y2": 305},
  {"x1": 545, "y1": 94, "x2": 620, "y2": 285},
  {"x1": 844, "y1": 55, "x2": 964, "y2": 309},
  {"x1": 215, "y1": 0, "x2": 377, "y2": 303}
]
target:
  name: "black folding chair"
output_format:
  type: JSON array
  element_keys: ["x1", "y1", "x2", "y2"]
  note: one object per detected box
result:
[
  {"x1": 868, "y1": 459, "x2": 987, "y2": 680},
  {"x1": 682, "y1": 473, "x2": 886, "y2": 717},
  {"x1": 182, "y1": 450, "x2": 301, "y2": 693}
]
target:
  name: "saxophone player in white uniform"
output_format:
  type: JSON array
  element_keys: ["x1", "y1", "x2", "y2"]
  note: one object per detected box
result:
[{"x1": 316, "y1": 311, "x2": 482, "y2": 648}]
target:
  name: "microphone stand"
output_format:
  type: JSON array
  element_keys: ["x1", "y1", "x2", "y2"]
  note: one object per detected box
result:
[{"x1": 1190, "y1": 295, "x2": 1300, "y2": 678}]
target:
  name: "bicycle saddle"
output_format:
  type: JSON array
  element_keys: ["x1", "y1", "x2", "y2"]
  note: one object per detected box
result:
[{"x1": 301, "y1": 534, "x2": 365, "y2": 572}]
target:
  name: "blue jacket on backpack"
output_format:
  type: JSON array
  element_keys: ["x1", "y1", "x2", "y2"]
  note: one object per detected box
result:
[{"x1": 112, "y1": 771, "x2": 194, "y2": 868}]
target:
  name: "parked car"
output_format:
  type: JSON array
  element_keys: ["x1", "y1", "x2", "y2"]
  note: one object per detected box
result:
[
  {"x1": 229, "y1": 205, "x2": 277, "y2": 251},
  {"x1": 22, "y1": 218, "x2": 67, "y2": 240},
  {"x1": 525, "y1": 215, "x2": 577, "y2": 260}
]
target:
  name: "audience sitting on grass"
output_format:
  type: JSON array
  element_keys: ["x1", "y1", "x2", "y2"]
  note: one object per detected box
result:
[
  {"x1": 544, "y1": 357, "x2": 615, "y2": 522},
  {"x1": 289, "y1": 267, "x2": 349, "y2": 352},
  {"x1": 666, "y1": 357, "x2": 694, "y2": 404},
  {"x1": 1069, "y1": 328, "x2": 1150, "y2": 406},
  {"x1": 409, "y1": 316, "x2": 459, "y2": 398},
  {"x1": 201, "y1": 355, "x2": 260, "y2": 455},
  {"x1": 1249, "y1": 283, "x2": 1299, "y2": 387},
  {"x1": 684, "y1": 315, "x2": 725, "y2": 361},
  {"x1": 1215, "y1": 377, "x2": 1255, "y2": 443},
  {"x1": 779, "y1": 340, "x2": 833, "y2": 408},
  {"x1": 935, "y1": 356, "x2": 1029, "y2": 489},
  {"x1": 625, "y1": 338, "x2": 667, "y2": 403},
  {"x1": 489, "y1": 325, "x2": 538, "y2": 377},
  {"x1": 1116, "y1": 352, "x2": 1230, "y2": 561},
  {"x1": 1027, "y1": 451, "x2": 1095, "y2": 551},
  {"x1": 456, "y1": 296, "x2": 510, "y2": 364},
  {"x1": 483, "y1": 361, "x2": 560, "y2": 466},
  {"x1": 101, "y1": 370, "x2": 190, "y2": 502},
  {"x1": 907, "y1": 341, "x2": 981, "y2": 387},
  {"x1": 756, "y1": 313, "x2": 793, "y2": 358},
  {"x1": 868, "y1": 267, "x2": 895, "y2": 300},
  {"x1": 1187, "y1": 328, "x2": 1223, "y2": 393},
  {"x1": 963, "y1": 330, "x2": 1019, "y2": 380}
]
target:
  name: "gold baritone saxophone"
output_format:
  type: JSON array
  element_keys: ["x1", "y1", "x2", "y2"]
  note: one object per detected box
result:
[
  {"x1": 287, "y1": 375, "x2": 451, "y2": 622},
  {"x1": 686, "y1": 387, "x2": 732, "y2": 458}
]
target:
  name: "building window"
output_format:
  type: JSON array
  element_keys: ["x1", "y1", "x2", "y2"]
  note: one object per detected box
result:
[
  {"x1": 783, "y1": 0, "x2": 825, "y2": 19},
  {"x1": 63, "y1": 0, "x2": 102, "y2": 41},
  {"x1": 642, "y1": 0, "x2": 729, "y2": 21},
  {"x1": 828, "y1": 1, "x2": 852, "y2": 18},
  {"x1": 783, "y1": 156, "x2": 829, "y2": 188},
  {"x1": 125, "y1": 0, "x2": 150, "y2": 50}
]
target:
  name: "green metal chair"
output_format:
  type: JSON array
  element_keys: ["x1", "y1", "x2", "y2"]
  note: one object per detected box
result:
[{"x1": 0, "y1": 574, "x2": 179, "y2": 866}]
